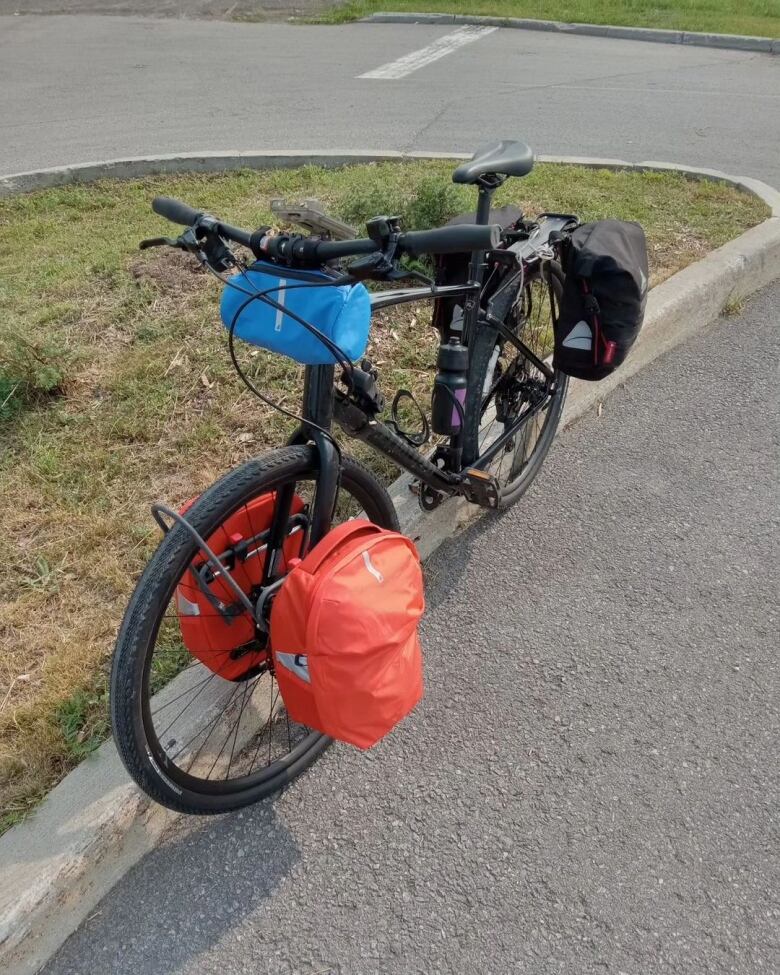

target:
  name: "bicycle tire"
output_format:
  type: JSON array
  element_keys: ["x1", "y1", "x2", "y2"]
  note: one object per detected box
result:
[
  {"x1": 462, "y1": 262, "x2": 568, "y2": 506},
  {"x1": 111, "y1": 446, "x2": 397, "y2": 815}
]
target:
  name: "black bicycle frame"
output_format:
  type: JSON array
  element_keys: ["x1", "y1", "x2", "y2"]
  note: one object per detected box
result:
[{"x1": 289, "y1": 181, "x2": 560, "y2": 541}]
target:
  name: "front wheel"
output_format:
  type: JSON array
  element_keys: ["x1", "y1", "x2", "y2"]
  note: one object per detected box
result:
[
  {"x1": 110, "y1": 446, "x2": 397, "y2": 815},
  {"x1": 462, "y1": 262, "x2": 569, "y2": 506}
]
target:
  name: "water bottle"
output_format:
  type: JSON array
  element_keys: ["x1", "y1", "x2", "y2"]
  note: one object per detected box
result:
[{"x1": 431, "y1": 337, "x2": 469, "y2": 436}]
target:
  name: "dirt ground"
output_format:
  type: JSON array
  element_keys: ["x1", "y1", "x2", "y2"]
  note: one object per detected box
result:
[{"x1": 0, "y1": 0, "x2": 331, "y2": 19}]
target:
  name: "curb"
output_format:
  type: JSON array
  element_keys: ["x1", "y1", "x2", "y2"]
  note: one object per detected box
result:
[
  {"x1": 1, "y1": 151, "x2": 779, "y2": 975},
  {"x1": 362, "y1": 12, "x2": 779, "y2": 54}
]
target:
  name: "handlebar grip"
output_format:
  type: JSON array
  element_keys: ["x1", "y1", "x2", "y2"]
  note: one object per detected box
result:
[
  {"x1": 254, "y1": 233, "x2": 377, "y2": 264},
  {"x1": 152, "y1": 196, "x2": 204, "y2": 227},
  {"x1": 399, "y1": 223, "x2": 502, "y2": 257}
]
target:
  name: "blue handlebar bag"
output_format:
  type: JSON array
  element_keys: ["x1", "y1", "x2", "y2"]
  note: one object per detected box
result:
[{"x1": 220, "y1": 262, "x2": 372, "y2": 366}]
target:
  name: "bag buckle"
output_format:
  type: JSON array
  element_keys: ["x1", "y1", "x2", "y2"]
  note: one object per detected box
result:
[{"x1": 583, "y1": 293, "x2": 600, "y2": 316}]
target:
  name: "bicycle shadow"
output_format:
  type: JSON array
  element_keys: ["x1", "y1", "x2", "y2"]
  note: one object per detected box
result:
[
  {"x1": 45, "y1": 797, "x2": 300, "y2": 975},
  {"x1": 421, "y1": 501, "x2": 521, "y2": 615},
  {"x1": 47, "y1": 478, "x2": 551, "y2": 975}
]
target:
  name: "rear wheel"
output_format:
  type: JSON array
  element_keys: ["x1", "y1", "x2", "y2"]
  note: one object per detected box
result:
[
  {"x1": 110, "y1": 446, "x2": 397, "y2": 814},
  {"x1": 463, "y1": 262, "x2": 568, "y2": 506}
]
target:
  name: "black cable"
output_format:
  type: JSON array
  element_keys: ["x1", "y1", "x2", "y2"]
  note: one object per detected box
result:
[{"x1": 196, "y1": 251, "x2": 357, "y2": 445}]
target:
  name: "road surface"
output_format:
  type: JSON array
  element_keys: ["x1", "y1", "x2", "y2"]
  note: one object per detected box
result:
[
  {"x1": 43, "y1": 282, "x2": 780, "y2": 974},
  {"x1": 1, "y1": 17, "x2": 778, "y2": 183}
]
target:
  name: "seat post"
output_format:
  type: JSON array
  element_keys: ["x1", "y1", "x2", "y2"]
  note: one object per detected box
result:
[
  {"x1": 462, "y1": 181, "x2": 497, "y2": 343},
  {"x1": 467, "y1": 181, "x2": 496, "y2": 286},
  {"x1": 474, "y1": 182, "x2": 494, "y2": 226}
]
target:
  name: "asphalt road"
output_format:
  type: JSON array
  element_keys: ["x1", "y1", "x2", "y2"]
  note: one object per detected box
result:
[
  {"x1": 43, "y1": 283, "x2": 780, "y2": 974},
  {"x1": 1, "y1": 16, "x2": 779, "y2": 183},
  {"x1": 0, "y1": 0, "x2": 326, "y2": 19}
]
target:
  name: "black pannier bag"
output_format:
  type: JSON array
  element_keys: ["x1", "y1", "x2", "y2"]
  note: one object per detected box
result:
[
  {"x1": 555, "y1": 220, "x2": 649, "y2": 381},
  {"x1": 432, "y1": 206, "x2": 523, "y2": 333}
]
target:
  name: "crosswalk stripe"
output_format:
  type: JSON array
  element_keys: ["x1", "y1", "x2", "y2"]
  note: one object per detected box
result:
[{"x1": 358, "y1": 25, "x2": 497, "y2": 80}]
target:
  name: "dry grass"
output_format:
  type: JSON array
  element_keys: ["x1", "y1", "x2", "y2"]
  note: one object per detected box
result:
[{"x1": 0, "y1": 161, "x2": 768, "y2": 831}]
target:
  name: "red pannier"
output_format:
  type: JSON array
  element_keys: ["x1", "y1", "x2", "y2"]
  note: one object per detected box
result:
[
  {"x1": 175, "y1": 492, "x2": 304, "y2": 681},
  {"x1": 270, "y1": 520, "x2": 424, "y2": 749}
]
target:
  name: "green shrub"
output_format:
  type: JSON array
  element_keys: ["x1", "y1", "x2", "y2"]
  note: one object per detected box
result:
[
  {"x1": 404, "y1": 177, "x2": 474, "y2": 230},
  {"x1": 337, "y1": 183, "x2": 407, "y2": 231},
  {"x1": 336, "y1": 175, "x2": 474, "y2": 236},
  {"x1": 0, "y1": 335, "x2": 65, "y2": 421}
]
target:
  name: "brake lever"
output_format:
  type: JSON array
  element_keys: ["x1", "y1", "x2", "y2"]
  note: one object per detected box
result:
[
  {"x1": 139, "y1": 226, "x2": 201, "y2": 252},
  {"x1": 346, "y1": 251, "x2": 394, "y2": 281},
  {"x1": 139, "y1": 235, "x2": 180, "y2": 250}
]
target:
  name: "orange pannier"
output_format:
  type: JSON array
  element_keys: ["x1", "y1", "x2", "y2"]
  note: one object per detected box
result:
[
  {"x1": 270, "y1": 520, "x2": 424, "y2": 749},
  {"x1": 175, "y1": 492, "x2": 305, "y2": 681}
]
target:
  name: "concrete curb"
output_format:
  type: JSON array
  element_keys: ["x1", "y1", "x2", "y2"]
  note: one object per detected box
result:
[
  {"x1": 1, "y1": 151, "x2": 779, "y2": 975},
  {"x1": 362, "y1": 12, "x2": 779, "y2": 54}
]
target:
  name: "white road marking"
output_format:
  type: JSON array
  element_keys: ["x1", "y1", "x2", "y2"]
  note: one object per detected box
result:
[{"x1": 358, "y1": 25, "x2": 497, "y2": 80}]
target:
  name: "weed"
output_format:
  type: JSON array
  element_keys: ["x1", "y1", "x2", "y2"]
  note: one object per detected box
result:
[
  {"x1": 722, "y1": 295, "x2": 745, "y2": 317},
  {"x1": 55, "y1": 687, "x2": 110, "y2": 762}
]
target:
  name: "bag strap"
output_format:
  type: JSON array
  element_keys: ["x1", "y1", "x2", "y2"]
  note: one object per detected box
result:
[
  {"x1": 298, "y1": 519, "x2": 383, "y2": 576},
  {"x1": 580, "y1": 280, "x2": 618, "y2": 367}
]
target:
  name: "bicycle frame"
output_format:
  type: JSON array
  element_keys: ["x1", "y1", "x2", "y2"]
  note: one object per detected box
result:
[{"x1": 282, "y1": 188, "x2": 573, "y2": 551}]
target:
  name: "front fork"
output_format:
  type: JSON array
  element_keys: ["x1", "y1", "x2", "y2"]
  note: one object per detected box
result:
[{"x1": 261, "y1": 366, "x2": 342, "y2": 587}]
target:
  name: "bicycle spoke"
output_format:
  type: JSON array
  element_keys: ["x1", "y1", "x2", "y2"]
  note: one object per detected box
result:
[
  {"x1": 177, "y1": 682, "x2": 244, "y2": 769},
  {"x1": 151, "y1": 669, "x2": 217, "y2": 717},
  {"x1": 225, "y1": 679, "x2": 252, "y2": 780},
  {"x1": 153, "y1": 642, "x2": 242, "y2": 736},
  {"x1": 267, "y1": 677, "x2": 276, "y2": 767},
  {"x1": 248, "y1": 682, "x2": 280, "y2": 774},
  {"x1": 156, "y1": 668, "x2": 222, "y2": 740},
  {"x1": 204, "y1": 675, "x2": 263, "y2": 781}
]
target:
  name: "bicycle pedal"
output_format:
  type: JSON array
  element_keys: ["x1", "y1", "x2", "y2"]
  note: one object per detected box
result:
[{"x1": 462, "y1": 468, "x2": 500, "y2": 509}]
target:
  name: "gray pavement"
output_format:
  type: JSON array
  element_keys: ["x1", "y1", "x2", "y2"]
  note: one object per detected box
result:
[
  {"x1": 0, "y1": 0, "x2": 326, "y2": 19},
  {"x1": 1, "y1": 16, "x2": 779, "y2": 183},
  {"x1": 43, "y1": 282, "x2": 780, "y2": 974}
]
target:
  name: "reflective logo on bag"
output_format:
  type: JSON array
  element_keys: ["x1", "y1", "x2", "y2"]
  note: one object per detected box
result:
[
  {"x1": 175, "y1": 590, "x2": 201, "y2": 617},
  {"x1": 276, "y1": 652, "x2": 311, "y2": 683},
  {"x1": 274, "y1": 280, "x2": 287, "y2": 332},
  {"x1": 362, "y1": 550, "x2": 384, "y2": 583},
  {"x1": 562, "y1": 320, "x2": 593, "y2": 350}
]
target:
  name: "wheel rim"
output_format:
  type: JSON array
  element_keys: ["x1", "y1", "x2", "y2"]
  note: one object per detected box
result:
[
  {"x1": 477, "y1": 273, "x2": 564, "y2": 495},
  {"x1": 138, "y1": 471, "x2": 384, "y2": 795}
]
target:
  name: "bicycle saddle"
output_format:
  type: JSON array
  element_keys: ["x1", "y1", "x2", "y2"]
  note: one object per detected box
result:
[{"x1": 452, "y1": 140, "x2": 534, "y2": 184}]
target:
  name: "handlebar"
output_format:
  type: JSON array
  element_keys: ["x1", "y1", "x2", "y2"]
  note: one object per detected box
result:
[
  {"x1": 152, "y1": 196, "x2": 253, "y2": 248},
  {"x1": 253, "y1": 222, "x2": 501, "y2": 263},
  {"x1": 151, "y1": 195, "x2": 502, "y2": 268},
  {"x1": 152, "y1": 196, "x2": 203, "y2": 226},
  {"x1": 400, "y1": 223, "x2": 501, "y2": 257}
]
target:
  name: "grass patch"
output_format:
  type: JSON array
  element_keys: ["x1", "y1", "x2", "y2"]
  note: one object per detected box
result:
[
  {"x1": 0, "y1": 160, "x2": 768, "y2": 832},
  {"x1": 321, "y1": 0, "x2": 780, "y2": 37},
  {"x1": 722, "y1": 294, "x2": 745, "y2": 317},
  {"x1": 56, "y1": 686, "x2": 110, "y2": 762}
]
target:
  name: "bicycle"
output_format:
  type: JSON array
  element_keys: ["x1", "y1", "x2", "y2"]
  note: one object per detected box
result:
[{"x1": 110, "y1": 140, "x2": 579, "y2": 814}]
